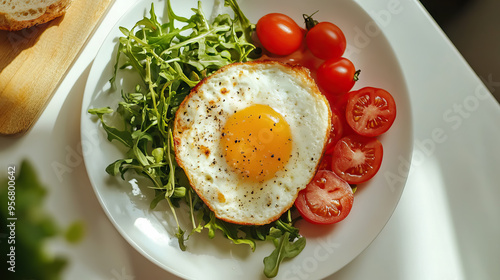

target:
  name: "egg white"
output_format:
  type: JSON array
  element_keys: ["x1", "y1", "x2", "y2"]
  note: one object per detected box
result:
[{"x1": 173, "y1": 61, "x2": 331, "y2": 225}]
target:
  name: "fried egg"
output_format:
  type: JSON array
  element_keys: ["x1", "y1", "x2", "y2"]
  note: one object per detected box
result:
[{"x1": 173, "y1": 61, "x2": 331, "y2": 225}]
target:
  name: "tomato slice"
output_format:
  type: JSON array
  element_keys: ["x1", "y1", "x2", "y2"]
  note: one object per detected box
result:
[
  {"x1": 318, "y1": 154, "x2": 333, "y2": 170},
  {"x1": 346, "y1": 87, "x2": 396, "y2": 137},
  {"x1": 322, "y1": 92, "x2": 355, "y2": 138},
  {"x1": 324, "y1": 108, "x2": 343, "y2": 154},
  {"x1": 295, "y1": 170, "x2": 353, "y2": 224},
  {"x1": 331, "y1": 135, "x2": 383, "y2": 184}
]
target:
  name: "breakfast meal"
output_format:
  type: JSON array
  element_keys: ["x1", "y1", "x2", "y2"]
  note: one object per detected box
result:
[
  {"x1": 88, "y1": 0, "x2": 397, "y2": 277},
  {"x1": 0, "y1": 0, "x2": 72, "y2": 31}
]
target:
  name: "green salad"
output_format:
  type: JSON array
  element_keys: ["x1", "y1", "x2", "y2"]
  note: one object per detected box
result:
[{"x1": 88, "y1": 0, "x2": 305, "y2": 277}]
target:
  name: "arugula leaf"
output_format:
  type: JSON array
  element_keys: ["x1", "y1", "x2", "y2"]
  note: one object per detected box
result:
[
  {"x1": 224, "y1": 0, "x2": 254, "y2": 43},
  {"x1": 88, "y1": 108, "x2": 133, "y2": 147},
  {"x1": 205, "y1": 212, "x2": 257, "y2": 251},
  {"x1": 105, "y1": 158, "x2": 133, "y2": 177},
  {"x1": 264, "y1": 232, "x2": 306, "y2": 278},
  {"x1": 88, "y1": 106, "x2": 113, "y2": 117},
  {"x1": 261, "y1": 211, "x2": 306, "y2": 277},
  {"x1": 275, "y1": 218, "x2": 301, "y2": 240}
]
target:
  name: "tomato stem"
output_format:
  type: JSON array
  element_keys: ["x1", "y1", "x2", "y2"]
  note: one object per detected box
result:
[
  {"x1": 350, "y1": 185, "x2": 357, "y2": 194},
  {"x1": 353, "y1": 69, "x2": 361, "y2": 82},
  {"x1": 303, "y1": 11, "x2": 319, "y2": 30}
]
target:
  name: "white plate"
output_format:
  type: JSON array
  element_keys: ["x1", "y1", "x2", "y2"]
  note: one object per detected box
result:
[{"x1": 81, "y1": 0, "x2": 413, "y2": 279}]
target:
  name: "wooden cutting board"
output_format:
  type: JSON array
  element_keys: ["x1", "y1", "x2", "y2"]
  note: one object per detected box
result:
[{"x1": 0, "y1": 0, "x2": 114, "y2": 136}]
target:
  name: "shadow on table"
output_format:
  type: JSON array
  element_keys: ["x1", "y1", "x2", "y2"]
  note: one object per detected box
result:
[{"x1": 0, "y1": 16, "x2": 64, "y2": 74}]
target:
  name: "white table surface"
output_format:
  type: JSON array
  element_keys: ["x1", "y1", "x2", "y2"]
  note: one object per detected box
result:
[{"x1": 2, "y1": 0, "x2": 499, "y2": 279}]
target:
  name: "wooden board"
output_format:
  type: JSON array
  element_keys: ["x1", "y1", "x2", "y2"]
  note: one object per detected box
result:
[{"x1": 0, "y1": 0, "x2": 114, "y2": 136}]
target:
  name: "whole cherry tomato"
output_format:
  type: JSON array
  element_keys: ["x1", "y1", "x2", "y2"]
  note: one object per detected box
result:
[
  {"x1": 306, "y1": 21, "x2": 346, "y2": 60},
  {"x1": 256, "y1": 13, "x2": 303, "y2": 56},
  {"x1": 316, "y1": 57, "x2": 359, "y2": 96}
]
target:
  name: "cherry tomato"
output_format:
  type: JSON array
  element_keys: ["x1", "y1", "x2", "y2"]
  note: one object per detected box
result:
[
  {"x1": 316, "y1": 57, "x2": 359, "y2": 96},
  {"x1": 324, "y1": 108, "x2": 343, "y2": 154},
  {"x1": 295, "y1": 170, "x2": 353, "y2": 224},
  {"x1": 331, "y1": 135, "x2": 383, "y2": 184},
  {"x1": 346, "y1": 87, "x2": 397, "y2": 137},
  {"x1": 331, "y1": 90, "x2": 351, "y2": 113},
  {"x1": 306, "y1": 22, "x2": 346, "y2": 60},
  {"x1": 318, "y1": 154, "x2": 333, "y2": 170},
  {"x1": 330, "y1": 91, "x2": 357, "y2": 137},
  {"x1": 258, "y1": 38, "x2": 323, "y2": 73},
  {"x1": 256, "y1": 13, "x2": 303, "y2": 56}
]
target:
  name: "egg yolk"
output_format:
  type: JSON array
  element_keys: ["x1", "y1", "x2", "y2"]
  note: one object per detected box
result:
[{"x1": 221, "y1": 104, "x2": 292, "y2": 182}]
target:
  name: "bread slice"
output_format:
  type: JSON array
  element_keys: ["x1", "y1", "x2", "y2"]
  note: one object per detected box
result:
[{"x1": 0, "y1": 0, "x2": 73, "y2": 31}]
